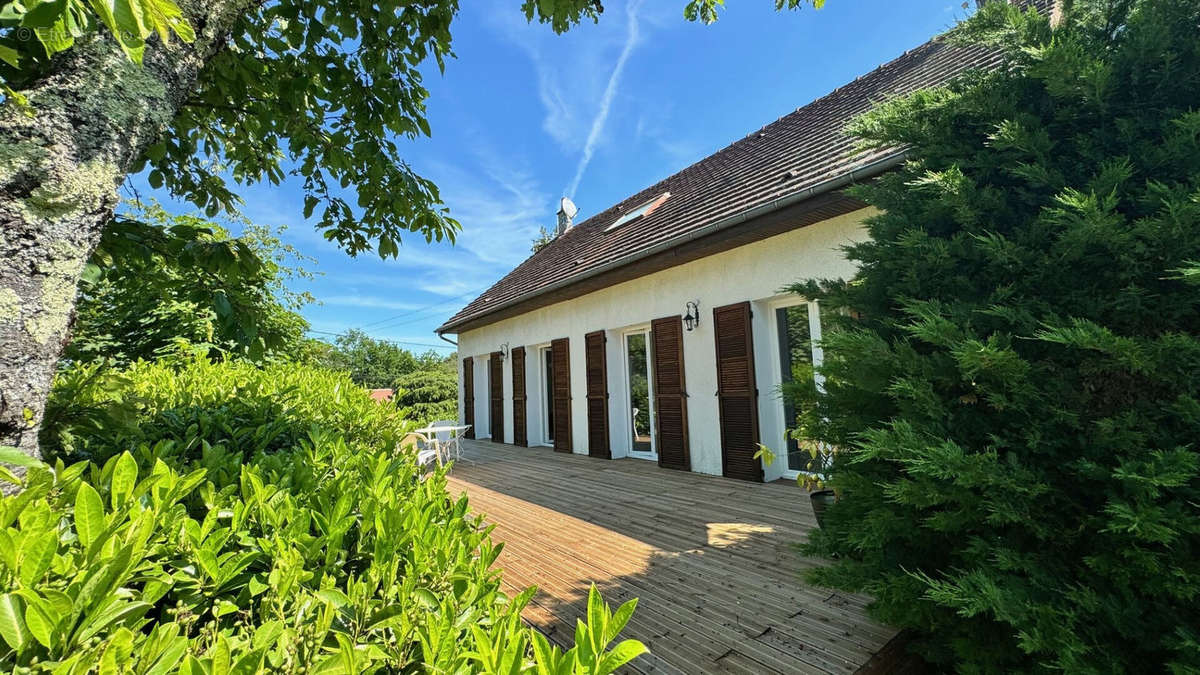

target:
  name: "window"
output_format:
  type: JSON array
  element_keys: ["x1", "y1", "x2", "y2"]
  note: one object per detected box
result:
[
  {"x1": 541, "y1": 347, "x2": 554, "y2": 444},
  {"x1": 605, "y1": 192, "x2": 670, "y2": 232},
  {"x1": 624, "y1": 330, "x2": 655, "y2": 457},
  {"x1": 775, "y1": 302, "x2": 828, "y2": 473}
]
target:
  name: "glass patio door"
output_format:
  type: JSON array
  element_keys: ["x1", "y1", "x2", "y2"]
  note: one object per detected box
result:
[
  {"x1": 625, "y1": 331, "x2": 656, "y2": 459},
  {"x1": 776, "y1": 301, "x2": 831, "y2": 474},
  {"x1": 541, "y1": 346, "x2": 554, "y2": 445}
]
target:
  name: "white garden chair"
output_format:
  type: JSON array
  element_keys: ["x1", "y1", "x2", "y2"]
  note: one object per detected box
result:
[
  {"x1": 428, "y1": 419, "x2": 465, "y2": 463},
  {"x1": 411, "y1": 420, "x2": 471, "y2": 469}
]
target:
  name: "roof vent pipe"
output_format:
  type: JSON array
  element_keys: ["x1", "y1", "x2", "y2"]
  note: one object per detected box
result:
[{"x1": 557, "y1": 197, "x2": 578, "y2": 236}]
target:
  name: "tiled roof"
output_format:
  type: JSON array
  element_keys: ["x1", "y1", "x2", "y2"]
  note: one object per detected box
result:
[{"x1": 438, "y1": 17, "x2": 1023, "y2": 334}]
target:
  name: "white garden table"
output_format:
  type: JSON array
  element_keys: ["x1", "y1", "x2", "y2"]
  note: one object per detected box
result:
[{"x1": 411, "y1": 423, "x2": 471, "y2": 466}]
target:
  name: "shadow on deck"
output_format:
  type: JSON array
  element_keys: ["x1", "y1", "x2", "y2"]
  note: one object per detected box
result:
[{"x1": 446, "y1": 439, "x2": 906, "y2": 675}]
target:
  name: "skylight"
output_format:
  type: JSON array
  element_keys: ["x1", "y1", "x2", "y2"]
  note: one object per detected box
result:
[{"x1": 606, "y1": 192, "x2": 670, "y2": 232}]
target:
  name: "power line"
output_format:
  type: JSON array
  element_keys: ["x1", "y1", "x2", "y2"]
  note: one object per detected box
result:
[
  {"x1": 306, "y1": 329, "x2": 455, "y2": 351},
  {"x1": 302, "y1": 288, "x2": 481, "y2": 353},
  {"x1": 357, "y1": 287, "x2": 483, "y2": 330},
  {"x1": 305, "y1": 282, "x2": 488, "y2": 353},
  {"x1": 357, "y1": 305, "x2": 465, "y2": 333}
]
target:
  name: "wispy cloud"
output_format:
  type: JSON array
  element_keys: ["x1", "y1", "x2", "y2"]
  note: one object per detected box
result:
[
  {"x1": 634, "y1": 106, "x2": 710, "y2": 174},
  {"x1": 486, "y1": 8, "x2": 598, "y2": 153},
  {"x1": 488, "y1": 0, "x2": 652, "y2": 201},
  {"x1": 321, "y1": 295, "x2": 429, "y2": 312},
  {"x1": 415, "y1": 277, "x2": 489, "y2": 297},
  {"x1": 422, "y1": 143, "x2": 552, "y2": 269},
  {"x1": 566, "y1": 0, "x2": 643, "y2": 198},
  {"x1": 347, "y1": 135, "x2": 552, "y2": 308}
]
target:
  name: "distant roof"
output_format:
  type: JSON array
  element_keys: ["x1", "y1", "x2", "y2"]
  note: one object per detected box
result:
[
  {"x1": 439, "y1": 11, "x2": 1029, "y2": 335},
  {"x1": 369, "y1": 388, "x2": 394, "y2": 402}
]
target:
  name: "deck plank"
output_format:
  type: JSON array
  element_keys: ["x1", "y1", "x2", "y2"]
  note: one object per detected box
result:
[{"x1": 446, "y1": 440, "x2": 896, "y2": 674}]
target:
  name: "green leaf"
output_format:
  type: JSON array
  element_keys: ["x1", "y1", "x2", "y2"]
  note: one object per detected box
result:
[
  {"x1": 143, "y1": 635, "x2": 188, "y2": 675},
  {"x1": 247, "y1": 576, "x2": 269, "y2": 596},
  {"x1": 80, "y1": 262, "x2": 103, "y2": 284},
  {"x1": 573, "y1": 618, "x2": 591, "y2": 664},
  {"x1": 76, "y1": 600, "x2": 151, "y2": 645},
  {"x1": 40, "y1": 590, "x2": 72, "y2": 618},
  {"x1": 23, "y1": 598, "x2": 55, "y2": 649},
  {"x1": 141, "y1": 0, "x2": 194, "y2": 43},
  {"x1": 111, "y1": 0, "x2": 148, "y2": 61},
  {"x1": 74, "y1": 482, "x2": 106, "y2": 549},
  {"x1": 0, "y1": 530, "x2": 14, "y2": 569},
  {"x1": 315, "y1": 588, "x2": 350, "y2": 607},
  {"x1": 110, "y1": 452, "x2": 138, "y2": 507},
  {"x1": 529, "y1": 630, "x2": 558, "y2": 675},
  {"x1": 210, "y1": 635, "x2": 231, "y2": 675},
  {"x1": 365, "y1": 605, "x2": 406, "y2": 631},
  {"x1": 230, "y1": 649, "x2": 265, "y2": 675},
  {"x1": 609, "y1": 597, "x2": 638, "y2": 641},
  {"x1": 0, "y1": 446, "x2": 47, "y2": 469},
  {"x1": 251, "y1": 620, "x2": 284, "y2": 650},
  {"x1": 413, "y1": 587, "x2": 438, "y2": 609},
  {"x1": 20, "y1": 0, "x2": 68, "y2": 30},
  {"x1": 0, "y1": 593, "x2": 29, "y2": 652},
  {"x1": 194, "y1": 549, "x2": 220, "y2": 582},
  {"x1": 213, "y1": 291, "x2": 232, "y2": 318},
  {"x1": 752, "y1": 443, "x2": 776, "y2": 466},
  {"x1": 598, "y1": 639, "x2": 648, "y2": 673},
  {"x1": 178, "y1": 655, "x2": 204, "y2": 675},
  {"x1": 213, "y1": 600, "x2": 240, "y2": 618},
  {"x1": 19, "y1": 530, "x2": 58, "y2": 587},
  {"x1": 0, "y1": 44, "x2": 19, "y2": 68},
  {"x1": 0, "y1": 465, "x2": 21, "y2": 486},
  {"x1": 99, "y1": 627, "x2": 135, "y2": 675},
  {"x1": 586, "y1": 584, "x2": 605, "y2": 653}
]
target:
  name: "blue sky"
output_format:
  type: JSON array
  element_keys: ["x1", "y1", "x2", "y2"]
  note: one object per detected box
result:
[{"x1": 131, "y1": 0, "x2": 973, "y2": 356}]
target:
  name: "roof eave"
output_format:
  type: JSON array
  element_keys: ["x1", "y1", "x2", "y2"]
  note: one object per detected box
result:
[{"x1": 437, "y1": 149, "x2": 907, "y2": 336}]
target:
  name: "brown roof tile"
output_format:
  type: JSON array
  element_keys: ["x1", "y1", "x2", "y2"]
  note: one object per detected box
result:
[{"x1": 438, "y1": 11, "x2": 1035, "y2": 334}]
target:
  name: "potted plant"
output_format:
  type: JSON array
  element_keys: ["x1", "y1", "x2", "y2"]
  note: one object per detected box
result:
[
  {"x1": 796, "y1": 436, "x2": 838, "y2": 529},
  {"x1": 808, "y1": 486, "x2": 837, "y2": 529},
  {"x1": 756, "y1": 440, "x2": 839, "y2": 529}
]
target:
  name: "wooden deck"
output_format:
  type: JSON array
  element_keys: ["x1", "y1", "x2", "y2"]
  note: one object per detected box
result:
[{"x1": 446, "y1": 440, "x2": 899, "y2": 674}]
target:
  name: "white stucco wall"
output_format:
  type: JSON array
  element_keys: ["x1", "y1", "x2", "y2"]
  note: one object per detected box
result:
[{"x1": 455, "y1": 207, "x2": 874, "y2": 481}]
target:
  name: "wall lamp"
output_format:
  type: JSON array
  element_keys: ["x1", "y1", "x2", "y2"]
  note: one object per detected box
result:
[
  {"x1": 683, "y1": 300, "x2": 700, "y2": 332},
  {"x1": 498, "y1": 342, "x2": 509, "y2": 360}
]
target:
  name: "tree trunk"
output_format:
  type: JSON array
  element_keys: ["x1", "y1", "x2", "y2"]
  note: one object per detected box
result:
[{"x1": 0, "y1": 1, "x2": 252, "y2": 474}]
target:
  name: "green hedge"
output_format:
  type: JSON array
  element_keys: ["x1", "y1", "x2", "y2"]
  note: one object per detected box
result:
[
  {"x1": 791, "y1": 1, "x2": 1200, "y2": 671},
  {"x1": 392, "y1": 369, "x2": 458, "y2": 426},
  {"x1": 40, "y1": 357, "x2": 413, "y2": 468},
  {"x1": 1, "y1": 357, "x2": 645, "y2": 673}
]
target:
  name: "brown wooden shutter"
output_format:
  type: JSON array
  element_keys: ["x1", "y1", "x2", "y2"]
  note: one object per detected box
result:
[
  {"x1": 462, "y1": 357, "x2": 475, "y2": 439},
  {"x1": 714, "y1": 302, "x2": 762, "y2": 481},
  {"x1": 489, "y1": 352, "x2": 504, "y2": 443},
  {"x1": 511, "y1": 346, "x2": 527, "y2": 447},
  {"x1": 584, "y1": 331, "x2": 611, "y2": 459},
  {"x1": 651, "y1": 315, "x2": 690, "y2": 471},
  {"x1": 551, "y1": 337, "x2": 572, "y2": 453}
]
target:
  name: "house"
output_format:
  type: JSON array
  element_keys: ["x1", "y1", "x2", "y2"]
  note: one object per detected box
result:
[
  {"x1": 436, "y1": 17, "x2": 1026, "y2": 483},
  {"x1": 369, "y1": 388, "x2": 394, "y2": 403}
]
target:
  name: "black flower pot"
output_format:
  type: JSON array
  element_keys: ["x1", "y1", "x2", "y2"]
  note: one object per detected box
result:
[{"x1": 810, "y1": 489, "x2": 837, "y2": 529}]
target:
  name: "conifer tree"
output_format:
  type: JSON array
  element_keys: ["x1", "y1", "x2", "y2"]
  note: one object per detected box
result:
[{"x1": 791, "y1": 1, "x2": 1200, "y2": 670}]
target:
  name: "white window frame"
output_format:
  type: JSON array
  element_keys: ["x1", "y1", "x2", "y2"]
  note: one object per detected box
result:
[
  {"x1": 605, "y1": 192, "x2": 670, "y2": 232},
  {"x1": 474, "y1": 354, "x2": 492, "y2": 440},
  {"x1": 766, "y1": 297, "x2": 827, "y2": 481},
  {"x1": 535, "y1": 343, "x2": 554, "y2": 448},
  {"x1": 620, "y1": 325, "x2": 657, "y2": 461}
]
